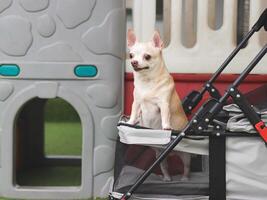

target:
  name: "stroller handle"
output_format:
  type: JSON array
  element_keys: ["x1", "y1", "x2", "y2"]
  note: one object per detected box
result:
[{"x1": 253, "y1": 8, "x2": 267, "y2": 31}]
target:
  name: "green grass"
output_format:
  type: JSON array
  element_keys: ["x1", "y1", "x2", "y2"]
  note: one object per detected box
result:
[
  {"x1": 44, "y1": 98, "x2": 80, "y2": 122},
  {"x1": 45, "y1": 122, "x2": 82, "y2": 155},
  {"x1": 17, "y1": 122, "x2": 83, "y2": 187},
  {"x1": 17, "y1": 166, "x2": 82, "y2": 186}
]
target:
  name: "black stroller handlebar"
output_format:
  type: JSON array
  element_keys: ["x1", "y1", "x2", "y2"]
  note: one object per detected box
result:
[{"x1": 253, "y1": 8, "x2": 267, "y2": 31}]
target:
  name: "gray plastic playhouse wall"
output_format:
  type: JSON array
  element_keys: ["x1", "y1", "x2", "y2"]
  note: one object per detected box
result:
[{"x1": 0, "y1": 0, "x2": 125, "y2": 199}]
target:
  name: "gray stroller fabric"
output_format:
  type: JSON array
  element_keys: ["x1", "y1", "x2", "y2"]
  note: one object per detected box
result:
[
  {"x1": 114, "y1": 166, "x2": 209, "y2": 197},
  {"x1": 226, "y1": 137, "x2": 267, "y2": 200},
  {"x1": 223, "y1": 104, "x2": 267, "y2": 133},
  {"x1": 110, "y1": 192, "x2": 209, "y2": 200},
  {"x1": 115, "y1": 110, "x2": 267, "y2": 200},
  {"x1": 113, "y1": 137, "x2": 267, "y2": 200}
]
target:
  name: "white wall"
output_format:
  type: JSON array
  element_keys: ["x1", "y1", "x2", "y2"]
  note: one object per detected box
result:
[{"x1": 126, "y1": 0, "x2": 267, "y2": 74}]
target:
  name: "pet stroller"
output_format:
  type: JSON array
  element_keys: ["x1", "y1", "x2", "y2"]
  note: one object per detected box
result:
[{"x1": 109, "y1": 9, "x2": 267, "y2": 200}]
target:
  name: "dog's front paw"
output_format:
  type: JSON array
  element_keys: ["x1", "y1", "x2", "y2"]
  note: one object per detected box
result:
[
  {"x1": 162, "y1": 124, "x2": 172, "y2": 130},
  {"x1": 180, "y1": 176, "x2": 189, "y2": 181},
  {"x1": 127, "y1": 119, "x2": 136, "y2": 125},
  {"x1": 161, "y1": 175, "x2": 172, "y2": 182}
]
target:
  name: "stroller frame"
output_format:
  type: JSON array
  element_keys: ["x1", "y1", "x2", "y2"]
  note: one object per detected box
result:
[
  {"x1": 182, "y1": 8, "x2": 267, "y2": 114},
  {"x1": 110, "y1": 9, "x2": 267, "y2": 200}
]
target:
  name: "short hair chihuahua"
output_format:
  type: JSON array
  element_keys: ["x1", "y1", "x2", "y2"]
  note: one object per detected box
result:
[{"x1": 127, "y1": 29, "x2": 190, "y2": 181}]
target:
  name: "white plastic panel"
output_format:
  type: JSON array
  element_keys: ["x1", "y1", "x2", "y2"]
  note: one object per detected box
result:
[{"x1": 127, "y1": 0, "x2": 267, "y2": 74}]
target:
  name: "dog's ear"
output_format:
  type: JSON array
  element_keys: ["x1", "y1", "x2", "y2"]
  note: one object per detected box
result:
[
  {"x1": 152, "y1": 31, "x2": 163, "y2": 49},
  {"x1": 127, "y1": 29, "x2": 136, "y2": 47}
]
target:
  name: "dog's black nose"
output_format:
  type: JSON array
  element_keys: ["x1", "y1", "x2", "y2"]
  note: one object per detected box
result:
[{"x1": 131, "y1": 60, "x2": 138, "y2": 67}]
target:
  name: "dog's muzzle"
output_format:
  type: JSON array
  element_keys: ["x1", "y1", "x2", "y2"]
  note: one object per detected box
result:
[{"x1": 133, "y1": 66, "x2": 150, "y2": 72}]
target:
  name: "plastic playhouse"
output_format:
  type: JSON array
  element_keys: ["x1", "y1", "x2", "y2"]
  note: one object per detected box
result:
[{"x1": 0, "y1": 0, "x2": 125, "y2": 199}]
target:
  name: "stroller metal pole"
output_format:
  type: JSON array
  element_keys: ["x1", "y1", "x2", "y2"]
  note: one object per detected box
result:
[
  {"x1": 183, "y1": 28, "x2": 255, "y2": 113},
  {"x1": 231, "y1": 44, "x2": 267, "y2": 88},
  {"x1": 182, "y1": 9, "x2": 267, "y2": 113},
  {"x1": 198, "y1": 29, "x2": 256, "y2": 98},
  {"x1": 206, "y1": 8, "x2": 267, "y2": 88},
  {"x1": 199, "y1": 36, "x2": 267, "y2": 117},
  {"x1": 207, "y1": 29, "x2": 255, "y2": 85},
  {"x1": 209, "y1": 44, "x2": 267, "y2": 116}
]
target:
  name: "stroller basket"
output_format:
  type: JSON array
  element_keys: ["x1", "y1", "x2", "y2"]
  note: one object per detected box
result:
[
  {"x1": 114, "y1": 119, "x2": 209, "y2": 198},
  {"x1": 112, "y1": 85, "x2": 267, "y2": 200},
  {"x1": 110, "y1": 9, "x2": 267, "y2": 200}
]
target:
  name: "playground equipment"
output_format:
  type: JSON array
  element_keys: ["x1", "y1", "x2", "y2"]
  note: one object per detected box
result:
[{"x1": 0, "y1": 0, "x2": 125, "y2": 199}]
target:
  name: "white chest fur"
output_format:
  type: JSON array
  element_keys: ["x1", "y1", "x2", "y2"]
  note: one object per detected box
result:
[{"x1": 134, "y1": 78, "x2": 162, "y2": 129}]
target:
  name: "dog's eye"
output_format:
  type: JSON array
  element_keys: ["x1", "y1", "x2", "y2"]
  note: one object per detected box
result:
[
  {"x1": 129, "y1": 53, "x2": 134, "y2": 59},
  {"x1": 144, "y1": 54, "x2": 151, "y2": 61}
]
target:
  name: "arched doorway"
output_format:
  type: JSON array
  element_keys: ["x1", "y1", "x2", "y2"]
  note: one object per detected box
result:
[{"x1": 15, "y1": 97, "x2": 82, "y2": 187}]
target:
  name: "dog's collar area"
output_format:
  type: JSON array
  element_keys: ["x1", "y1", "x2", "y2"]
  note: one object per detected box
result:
[{"x1": 133, "y1": 66, "x2": 150, "y2": 71}]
